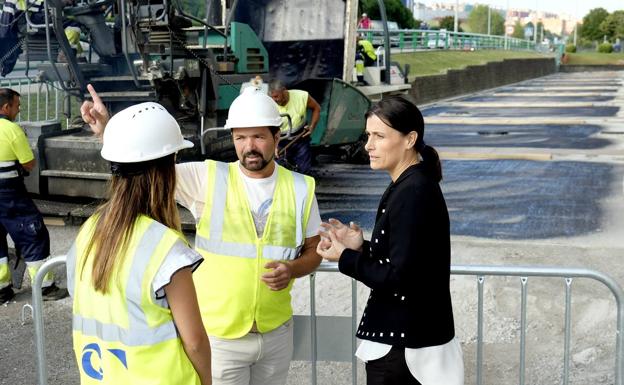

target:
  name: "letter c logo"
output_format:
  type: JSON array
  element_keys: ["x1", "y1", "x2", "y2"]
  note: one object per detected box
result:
[
  {"x1": 81, "y1": 343, "x2": 128, "y2": 380},
  {"x1": 81, "y1": 343, "x2": 104, "y2": 380}
]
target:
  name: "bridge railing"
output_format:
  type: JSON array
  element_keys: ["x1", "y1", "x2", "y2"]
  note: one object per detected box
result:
[{"x1": 359, "y1": 28, "x2": 538, "y2": 53}]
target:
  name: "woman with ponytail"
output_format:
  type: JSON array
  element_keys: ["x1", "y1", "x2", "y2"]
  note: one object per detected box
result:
[
  {"x1": 317, "y1": 95, "x2": 463, "y2": 384},
  {"x1": 71, "y1": 92, "x2": 212, "y2": 384}
]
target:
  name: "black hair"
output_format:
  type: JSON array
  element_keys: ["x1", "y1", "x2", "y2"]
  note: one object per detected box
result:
[
  {"x1": 0, "y1": 88, "x2": 20, "y2": 110},
  {"x1": 269, "y1": 126, "x2": 280, "y2": 136},
  {"x1": 365, "y1": 95, "x2": 442, "y2": 182},
  {"x1": 268, "y1": 79, "x2": 287, "y2": 93},
  {"x1": 229, "y1": 126, "x2": 281, "y2": 138}
]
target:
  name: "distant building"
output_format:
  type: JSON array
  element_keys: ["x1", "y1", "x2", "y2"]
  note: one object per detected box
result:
[
  {"x1": 506, "y1": 8, "x2": 578, "y2": 36},
  {"x1": 412, "y1": 2, "x2": 469, "y2": 24},
  {"x1": 410, "y1": 2, "x2": 578, "y2": 36}
]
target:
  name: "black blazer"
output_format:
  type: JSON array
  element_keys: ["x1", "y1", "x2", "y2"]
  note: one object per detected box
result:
[{"x1": 338, "y1": 163, "x2": 455, "y2": 349}]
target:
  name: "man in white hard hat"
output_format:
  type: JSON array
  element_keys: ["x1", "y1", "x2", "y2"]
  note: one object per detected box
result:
[{"x1": 81, "y1": 84, "x2": 322, "y2": 385}]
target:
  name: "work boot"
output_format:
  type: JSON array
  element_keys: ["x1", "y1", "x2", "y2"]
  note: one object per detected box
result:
[
  {"x1": 42, "y1": 284, "x2": 68, "y2": 301},
  {"x1": 0, "y1": 286, "x2": 15, "y2": 303}
]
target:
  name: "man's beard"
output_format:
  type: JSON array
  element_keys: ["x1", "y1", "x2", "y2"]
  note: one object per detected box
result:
[{"x1": 241, "y1": 150, "x2": 272, "y2": 171}]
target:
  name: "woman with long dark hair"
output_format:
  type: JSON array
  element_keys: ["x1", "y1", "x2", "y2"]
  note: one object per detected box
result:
[
  {"x1": 317, "y1": 95, "x2": 463, "y2": 384},
  {"x1": 69, "y1": 95, "x2": 212, "y2": 384}
]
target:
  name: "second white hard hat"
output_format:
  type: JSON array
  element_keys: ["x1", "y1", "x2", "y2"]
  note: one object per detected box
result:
[
  {"x1": 224, "y1": 86, "x2": 282, "y2": 129},
  {"x1": 101, "y1": 102, "x2": 194, "y2": 163}
]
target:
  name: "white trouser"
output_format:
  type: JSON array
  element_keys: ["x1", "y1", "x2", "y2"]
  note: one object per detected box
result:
[{"x1": 210, "y1": 318, "x2": 294, "y2": 385}]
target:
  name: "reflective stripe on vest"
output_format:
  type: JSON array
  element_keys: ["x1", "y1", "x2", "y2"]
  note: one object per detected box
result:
[
  {"x1": 67, "y1": 216, "x2": 200, "y2": 384},
  {"x1": 195, "y1": 161, "x2": 308, "y2": 261},
  {"x1": 0, "y1": 161, "x2": 19, "y2": 179},
  {"x1": 0, "y1": 257, "x2": 10, "y2": 289},
  {"x1": 67, "y1": 221, "x2": 178, "y2": 345}
]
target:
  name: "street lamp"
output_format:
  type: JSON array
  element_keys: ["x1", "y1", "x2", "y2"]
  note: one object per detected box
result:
[
  {"x1": 533, "y1": 0, "x2": 538, "y2": 43},
  {"x1": 454, "y1": 0, "x2": 459, "y2": 33},
  {"x1": 504, "y1": 0, "x2": 510, "y2": 50},
  {"x1": 573, "y1": 0, "x2": 578, "y2": 46}
]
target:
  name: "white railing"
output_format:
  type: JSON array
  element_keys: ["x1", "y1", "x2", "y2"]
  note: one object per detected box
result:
[
  {"x1": 359, "y1": 28, "x2": 539, "y2": 53},
  {"x1": 31, "y1": 258, "x2": 624, "y2": 385},
  {"x1": 0, "y1": 75, "x2": 62, "y2": 122}
]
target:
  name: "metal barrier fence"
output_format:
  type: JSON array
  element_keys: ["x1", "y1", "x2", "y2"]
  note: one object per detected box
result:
[
  {"x1": 32, "y1": 258, "x2": 624, "y2": 385},
  {"x1": 359, "y1": 28, "x2": 538, "y2": 53},
  {"x1": 0, "y1": 75, "x2": 62, "y2": 122}
]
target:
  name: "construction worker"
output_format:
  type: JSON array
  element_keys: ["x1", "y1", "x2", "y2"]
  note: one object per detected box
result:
[
  {"x1": 356, "y1": 35, "x2": 377, "y2": 67},
  {"x1": 0, "y1": 0, "x2": 83, "y2": 70},
  {"x1": 71, "y1": 95, "x2": 212, "y2": 384},
  {"x1": 0, "y1": 88, "x2": 67, "y2": 303},
  {"x1": 269, "y1": 79, "x2": 321, "y2": 175},
  {"x1": 81, "y1": 85, "x2": 322, "y2": 385}
]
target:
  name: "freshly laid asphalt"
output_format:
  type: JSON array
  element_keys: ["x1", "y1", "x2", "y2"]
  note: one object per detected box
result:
[{"x1": 316, "y1": 159, "x2": 619, "y2": 240}]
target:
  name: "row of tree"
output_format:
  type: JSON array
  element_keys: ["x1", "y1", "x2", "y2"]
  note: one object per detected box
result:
[
  {"x1": 359, "y1": 0, "x2": 418, "y2": 29},
  {"x1": 579, "y1": 8, "x2": 624, "y2": 43}
]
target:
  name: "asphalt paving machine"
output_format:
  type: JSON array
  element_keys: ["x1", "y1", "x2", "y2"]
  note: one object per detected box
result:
[{"x1": 1, "y1": 0, "x2": 370, "y2": 198}]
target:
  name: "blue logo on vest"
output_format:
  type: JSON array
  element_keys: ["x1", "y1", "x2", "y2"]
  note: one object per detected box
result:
[{"x1": 81, "y1": 343, "x2": 128, "y2": 380}]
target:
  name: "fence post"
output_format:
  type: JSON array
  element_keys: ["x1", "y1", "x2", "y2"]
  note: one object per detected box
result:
[{"x1": 32, "y1": 256, "x2": 67, "y2": 385}]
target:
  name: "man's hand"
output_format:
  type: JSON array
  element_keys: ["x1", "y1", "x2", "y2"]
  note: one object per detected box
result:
[
  {"x1": 261, "y1": 261, "x2": 293, "y2": 291},
  {"x1": 302, "y1": 125, "x2": 313, "y2": 138},
  {"x1": 80, "y1": 84, "x2": 109, "y2": 137}
]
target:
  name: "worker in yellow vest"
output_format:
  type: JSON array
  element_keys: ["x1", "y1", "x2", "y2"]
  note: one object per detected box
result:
[
  {"x1": 3, "y1": 0, "x2": 83, "y2": 60},
  {"x1": 72, "y1": 91, "x2": 212, "y2": 384},
  {"x1": 356, "y1": 35, "x2": 377, "y2": 67},
  {"x1": 81, "y1": 85, "x2": 322, "y2": 385},
  {"x1": 269, "y1": 80, "x2": 321, "y2": 175},
  {"x1": 0, "y1": 88, "x2": 67, "y2": 303}
]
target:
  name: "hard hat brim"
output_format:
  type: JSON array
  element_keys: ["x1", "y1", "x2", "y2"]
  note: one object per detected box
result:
[{"x1": 101, "y1": 139, "x2": 194, "y2": 163}]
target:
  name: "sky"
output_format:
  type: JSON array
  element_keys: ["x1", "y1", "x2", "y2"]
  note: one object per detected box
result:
[{"x1": 421, "y1": 0, "x2": 622, "y2": 19}]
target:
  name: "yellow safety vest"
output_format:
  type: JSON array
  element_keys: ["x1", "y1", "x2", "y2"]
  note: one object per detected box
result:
[
  {"x1": 67, "y1": 215, "x2": 200, "y2": 385},
  {"x1": 358, "y1": 39, "x2": 377, "y2": 61},
  {"x1": 276, "y1": 90, "x2": 309, "y2": 133},
  {"x1": 193, "y1": 160, "x2": 315, "y2": 338},
  {"x1": 0, "y1": 118, "x2": 34, "y2": 164}
]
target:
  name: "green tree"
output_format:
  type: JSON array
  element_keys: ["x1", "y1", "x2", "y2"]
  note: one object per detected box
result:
[
  {"x1": 438, "y1": 15, "x2": 460, "y2": 31},
  {"x1": 178, "y1": 0, "x2": 205, "y2": 19},
  {"x1": 511, "y1": 20, "x2": 524, "y2": 38},
  {"x1": 599, "y1": 10, "x2": 624, "y2": 41},
  {"x1": 360, "y1": 0, "x2": 417, "y2": 29},
  {"x1": 580, "y1": 8, "x2": 609, "y2": 41},
  {"x1": 467, "y1": 5, "x2": 505, "y2": 35}
]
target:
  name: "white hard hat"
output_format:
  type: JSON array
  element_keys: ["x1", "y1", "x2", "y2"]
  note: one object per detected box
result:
[
  {"x1": 362, "y1": 13, "x2": 367, "y2": 17},
  {"x1": 224, "y1": 86, "x2": 282, "y2": 129},
  {"x1": 101, "y1": 102, "x2": 193, "y2": 163}
]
